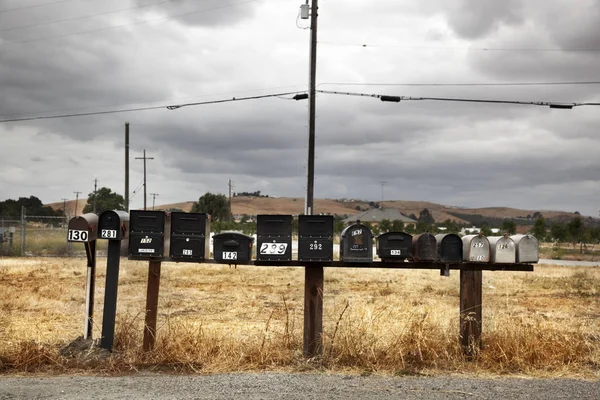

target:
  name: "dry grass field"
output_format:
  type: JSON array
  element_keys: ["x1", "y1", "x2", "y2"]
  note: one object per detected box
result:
[{"x1": 0, "y1": 257, "x2": 598, "y2": 377}]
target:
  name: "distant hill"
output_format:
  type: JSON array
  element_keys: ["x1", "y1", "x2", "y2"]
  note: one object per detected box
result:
[{"x1": 47, "y1": 196, "x2": 586, "y2": 227}]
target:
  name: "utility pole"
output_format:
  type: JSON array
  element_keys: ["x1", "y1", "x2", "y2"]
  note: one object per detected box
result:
[
  {"x1": 380, "y1": 181, "x2": 387, "y2": 203},
  {"x1": 150, "y1": 193, "x2": 159, "y2": 210},
  {"x1": 228, "y1": 179, "x2": 234, "y2": 222},
  {"x1": 125, "y1": 123, "x2": 130, "y2": 212},
  {"x1": 92, "y1": 179, "x2": 98, "y2": 214},
  {"x1": 305, "y1": 0, "x2": 318, "y2": 217},
  {"x1": 73, "y1": 191, "x2": 82, "y2": 216},
  {"x1": 135, "y1": 149, "x2": 154, "y2": 211},
  {"x1": 61, "y1": 198, "x2": 68, "y2": 218}
]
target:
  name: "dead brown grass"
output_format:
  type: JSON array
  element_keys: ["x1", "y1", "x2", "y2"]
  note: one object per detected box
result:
[{"x1": 0, "y1": 258, "x2": 598, "y2": 377}]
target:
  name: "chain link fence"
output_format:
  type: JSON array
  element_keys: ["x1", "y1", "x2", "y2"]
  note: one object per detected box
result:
[{"x1": 0, "y1": 210, "x2": 107, "y2": 257}]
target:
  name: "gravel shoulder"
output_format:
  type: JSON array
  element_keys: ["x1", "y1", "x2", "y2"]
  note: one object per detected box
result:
[{"x1": 1, "y1": 373, "x2": 598, "y2": 400}]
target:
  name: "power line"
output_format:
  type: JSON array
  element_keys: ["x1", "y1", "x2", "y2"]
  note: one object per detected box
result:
[
  {"x1": 0, "y1": 0, "x2": 181, "y2": 33},
  {"x1": 0, "y1": 0, "x2": 80, "y2": 14},
  {"x1": 317, "y1": 89, "x2": 600, "y2": 109},
  {"x1": 318, "y1": 81, "x2": 600, "y2": 88},
  {"x1": 1, "y1": 0, "x2": 260, "y2": 46},
  {"x1": 0, "y1": 84, "x2": 306, "y2": 119},
  {"x1": 317, "y1": 41, "x2": 600, "y2": 53},
  {"x1": 0, "y1": 91, "x2": 302, "y2": 123}
]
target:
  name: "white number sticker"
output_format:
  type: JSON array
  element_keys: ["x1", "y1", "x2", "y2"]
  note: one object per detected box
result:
[
  {"x1": 472, "y1": 242, "x2": 484, "y2": 248},
  {"x1": 222, "y1": 251, "x2": 237, "y2": 260},
  {"x1": 138, "y1": 248, "x2": 155, "y2": 254},
  {"x1": 260, "y1": 242, "x2": 288, "y2": 255},
  {"x1": 390, "y1": 249, "x2": 402, "y2": 256},
  {"x1": 101, "y1": 229, "x2": 117, "y2": 239},
  {"x1": 471, "y1": 255, "x2": 486, "y2": 261},
  {"x1": 182, "y1": 249, "x2": 193, "y2": 256},
  {"x1": 68, "y1": 230, "x2": 88, "y2": 242},
  {"x1": 309, "y1": 243, "x2": 323, "y2": 250}
]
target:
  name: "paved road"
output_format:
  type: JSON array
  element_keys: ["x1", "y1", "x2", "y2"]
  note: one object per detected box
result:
[
  {"x1": 1, "y1": 373, "x2": 598, "y2": 399},
  {"x1": 538, "y1": 258, "x2": 600, "y2": 267}
]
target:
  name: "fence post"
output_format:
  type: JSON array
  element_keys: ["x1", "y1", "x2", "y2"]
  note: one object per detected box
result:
[
  {"x1": 20, "y1": 206, "x2": 26, "y2": 256},
  {"x1": 460, "y1": 269, "x2": 483, "y2": 357}
]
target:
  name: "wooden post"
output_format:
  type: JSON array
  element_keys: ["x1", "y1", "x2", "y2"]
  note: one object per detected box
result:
[
  {"x1": 303, "y1": 266, "x2": 324, "y2": 358},
  {"x1": 460, "y1": 269, "x2": 482, "y2": 357},
  {"x1": 143, "y1": 261, "x2": 162, "y2": 351}
]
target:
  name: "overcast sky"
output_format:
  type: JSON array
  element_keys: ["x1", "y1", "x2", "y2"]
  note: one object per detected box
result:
[{"x1": 1, "y1": 0, "x2": 599, "y2": 216}]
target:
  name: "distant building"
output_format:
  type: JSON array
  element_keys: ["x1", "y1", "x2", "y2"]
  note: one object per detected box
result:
[{"x1": 342, "y1": 208, "x2": 417, "y2": 227}]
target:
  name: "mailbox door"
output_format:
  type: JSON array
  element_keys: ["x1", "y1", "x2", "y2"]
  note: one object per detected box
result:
[
  {"x1": 214, "y1": 233, "x2": 253, "y2": 263},
  {"x1": 436, "y1": 234, "x2": 462, "y2": 263},
  {"x1": 462, "y1": 235, "x2": 490, "y2": 262},
  {"x1": 129, "y1": 233, "x2": 164, "y2": 257},
  {"x1": 377, "y1": 232, "x2": 412, "y2": 260},
  {"x1": 171, "y1": 212, "x2": 208, "y2": 236},
  {"x1": 298, "y1": 238, "x2": 333, "y2": 262},
  {"x1": 340, "y1": 224, "x2": 373, "y2": 263},
  {"x1": 257, "y1": 215, "x2": 293, "y2": 236},
  {"x1": 412, "y1": 233, "x2": 437, "y2": 261},
  {"x1": 512, "y1": 235, "x2": 539, "y2": 263},
  {"x1": 170, "y1": 236, "x2": 207, "y2": 261},
  {"x1": 489, "y1": 237, "x2": 516, "y2": 263},
  {"x1": 98, "y1": 210, "x2": 129, "y2": 240},
  {"x1": 299, "y1": 215, "x2": 333, "y2": 238},
  {"x1": 130, "y1": 210, "x2": 165, "y2": 233}
]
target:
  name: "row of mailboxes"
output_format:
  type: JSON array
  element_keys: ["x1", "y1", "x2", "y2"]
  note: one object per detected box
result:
[{"x1": 68, "y1": 211, "x2": 539, "y2": 264}]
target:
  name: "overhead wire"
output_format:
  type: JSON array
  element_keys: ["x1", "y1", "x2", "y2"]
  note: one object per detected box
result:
[
  {"x1": 0, "y1": 91, "x2": 305, "y2": 123},
  {"x1": 1, "y1": 0, "x2": 261, "y2": 46},
  {"x1": 0, "y1": 0, "x2": 79, "y2": 13},
  {"x1": 0, "y1": 0, "x2": 183, "y2": 33},
  {"x1": 318, "y1": 81, "x2": 600, "y2": 87},
  {"x1": 316, "y1": 89, "x2": 600, "y2": 108},
  {"x1": 317, "y1": 41, "x2": 600, "y2": 53}
]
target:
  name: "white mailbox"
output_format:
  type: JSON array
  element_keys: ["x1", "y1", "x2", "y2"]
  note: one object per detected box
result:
[
  {"x1": 462, "y1": 234, "x2": 490, "y2": 263},
  {"x1": 510, "y1": 234, "x2": 539, "y2": 263},
  {"x1": 487, "y1": 235, "x2": 516, "y2": 263}
]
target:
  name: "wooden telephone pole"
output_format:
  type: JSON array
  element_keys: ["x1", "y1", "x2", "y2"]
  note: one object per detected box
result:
[{"x1": 135, "y1": 150, "x2": 154, "y2": 210}]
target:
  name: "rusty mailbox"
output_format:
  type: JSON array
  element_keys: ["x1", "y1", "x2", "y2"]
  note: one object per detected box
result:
[
  {"x1": 256, "y1": 215, "x2": 293, "y2": 261},
  {"x1": 462, "y1": 233, "x2": 490, "y2": 263},
  {"x1": 128, "y1": 210, "x2": 166, "y2": 258},
  {"x1": 298, "y1": 215, "x2": 334, "y2": 262},
  {"x1": 169, "y1": 212, "x2": 210, "y2": 262},
  {"x1": 411, "y1": 233, "x2": 438, "y2": 262},
  {"x1": 510, "y1": 234, "x2": 539, "y2": 263},
  {"x1": 488, "y1": 235, "x2": 516, "y2": 263},
  {"x1": 376, "y1": 232, "x2": 412, "y2": 261},
  {"x1": 213, "y1": 231, "x2": 254, "y2": 264},
  {"x1": 67, "y1": 213, "x2": 98, "y2": 243},
  {"x1": 435, "y1": 233, "x2": 463, "y2": 263},
  {"x1": 340, "y1": 221, "x2": 373, "y2": 263}
]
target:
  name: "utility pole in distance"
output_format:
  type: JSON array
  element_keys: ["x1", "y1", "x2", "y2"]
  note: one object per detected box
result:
[
  {"x1": 125, "y1": 123, "x2": 130, "y2": 212},
  {"x1": 380, "y1": 181, "x2": 387, "y2": 203},
  {"x1": 73, "y1": 191, "x2": 82, "y2": 216},
  {"x1": 135, "y1": 150, "x2": 154, "y2": 210},
  {"x1": 150, "y1": 193, "x2": 159, "y2": 210},
  {"x1": 228, "y1": 179, "x2": 234, "y2": 222},
  {"x1": 92, "y1": 179, "x2": 98, "y2": 214},
  {"x1": 61, "y1": 198, "x2": 68, "y2": 218}
]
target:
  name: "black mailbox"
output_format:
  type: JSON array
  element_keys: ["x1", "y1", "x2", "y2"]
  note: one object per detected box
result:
[
  {"x1": 376, "y1": 232, "x2": 412, "y2": 261},
  {"x1": 340, "y1": 221, "x2": 373, "y2": 263},
  {"x1": 411, "y1": 233, "x2": 438, "y2": 262},
  {"x1": 169, "y1": 212, "x2": 210, "y2": 261},
  {"x1": 98, "y1": 210, "x2": 129, "y2": 240},
  {"x1": 298, "y1": 215, "x2": 334, "y2": 262},
  {"x1": 213, "y1": 231, "x2": 254, "y2": 264},
  {"x1": 67, "y1": 213, "x2": 98, "y2": 242},
  {"x1": 128, "y1": 210, "x2": 166, "y2": 258},
  {"x1": 256, "y1": 215, "x2": 293, "y2": 261},
  {"x1": 435, "y1": 233, "x2": 463, "y2": 263}
]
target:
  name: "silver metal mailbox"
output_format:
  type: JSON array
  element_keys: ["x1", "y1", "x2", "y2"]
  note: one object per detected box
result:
[
  {"x1": 462, "y1": 234, "x2": 490, "y2": 263},
  {"x1": 510, "y1": 234, "x2": 539, "y2": 263},
  {"x1": 487, "y1": 235, "x2": 516, "y2": 263}
]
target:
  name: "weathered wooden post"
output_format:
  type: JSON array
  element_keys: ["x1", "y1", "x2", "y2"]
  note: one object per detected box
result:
[
  {"x1": 143, "y1": 261, "x2": 162, "y2": 351},
  {"x1": 460, "y1": 269, "x2": 483, "y2": 356}
]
